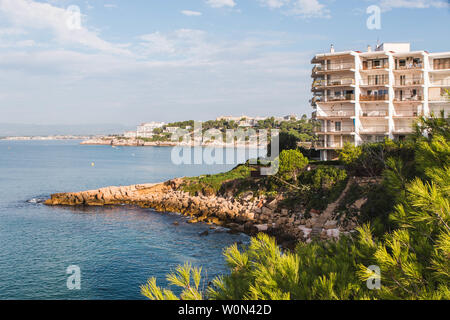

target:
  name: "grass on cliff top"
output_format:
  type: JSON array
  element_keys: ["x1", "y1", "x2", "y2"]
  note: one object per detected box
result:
[{"x1": 182, "y1": 164, "x2": 252, "y2": 195}]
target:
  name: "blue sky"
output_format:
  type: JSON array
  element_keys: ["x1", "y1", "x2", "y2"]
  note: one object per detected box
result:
[{"x1": 0, "y1": 0, "x2": 449, "y2": 126}]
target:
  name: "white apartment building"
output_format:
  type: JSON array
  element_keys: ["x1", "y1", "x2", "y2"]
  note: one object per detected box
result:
[
  {"x1": 136, "y1": 122, "x2": 165, "y2": 138},
  {"x1": 123, "y1": 131, "x2": 137, "y2": 138},
  {"x1": 311, "y1": 42, "x2": 450, "y2": 160}
]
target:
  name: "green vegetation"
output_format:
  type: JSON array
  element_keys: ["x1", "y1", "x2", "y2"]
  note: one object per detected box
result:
[
  {"x1": 181, "y1": 164, "x2": 251, "y2": 196},
  {"x1": 278, "y1": 149, "x2": 309, "y2": 182},
  {"x1": 141, "y1": 113, "x2": 449, "y2": 300},
  {"x1": 135, "y1": 116, "x2": 317, "y2": 146}
]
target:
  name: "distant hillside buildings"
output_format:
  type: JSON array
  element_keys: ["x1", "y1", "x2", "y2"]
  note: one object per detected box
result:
[{"x1": 123, "y1": 115, "x2": 300, "y2": 138}]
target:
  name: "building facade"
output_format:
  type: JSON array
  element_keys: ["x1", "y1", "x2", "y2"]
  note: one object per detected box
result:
[
  {"x1": 136, "y1": 122, "x2": 165, "y2": 138},
  {"x1": 311, "y1": 43, "x2": 450, "y2": 160}
]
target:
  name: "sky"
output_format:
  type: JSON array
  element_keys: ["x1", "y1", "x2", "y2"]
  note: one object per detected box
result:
[{"x1": 0, "y1": 0, "x2": 449, "y2": 126}]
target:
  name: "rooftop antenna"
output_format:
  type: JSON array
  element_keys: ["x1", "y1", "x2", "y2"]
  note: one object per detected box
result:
[{"x1": 376, "y1": 38, "x2": 381, "y2": 50}]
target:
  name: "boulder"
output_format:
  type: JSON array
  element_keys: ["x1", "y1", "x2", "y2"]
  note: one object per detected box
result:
[
  {"x1": 240, "y1": 191, "x2": 254, "y2": 201},
  {"x1": 261, "y1": 206, "x2": 274, "y2": 215},
  {"x1": 266, "y1": 199, "x2": 278, "y2": 210},
  {"x1": 326, "y1": 229, "x2": 340, "y2": 239},
  {"x1": 255, "y1": 224, "x2": 269, "y2": 232},
  {"x1": 324, "y1": 220, "x2": 338, "y2": 229}
]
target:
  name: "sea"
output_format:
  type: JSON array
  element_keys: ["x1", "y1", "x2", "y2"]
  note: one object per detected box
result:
[{"x1": 0, "y1": 140, "x2": 254, "y2": 300}]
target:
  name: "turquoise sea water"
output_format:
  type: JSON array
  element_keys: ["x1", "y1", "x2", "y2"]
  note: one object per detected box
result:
[{"x1": 0, "y1": 140, "x2": 250, "y2": 300}]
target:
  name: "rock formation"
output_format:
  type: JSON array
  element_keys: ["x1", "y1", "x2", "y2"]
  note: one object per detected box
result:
[{"x1": 45, "y1": 177, "x2": 363, "y2": 247}]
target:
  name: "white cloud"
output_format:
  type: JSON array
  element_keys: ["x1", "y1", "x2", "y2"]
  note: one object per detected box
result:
[
  {"x1": 205, "y1": 0, "x2": 236, "y2": 8},
  {"x1": 104, "y1": 4, "x2": 118, "y2": 9},
  {"x1": 377, "y1": 0, "x2": 450, "y2": 11},
  {"x1": 0, "y1": 27, "x2": 27, "y2": 36},
  {"x1": 258, "y1": 0, "x2": 289, "y2": 9},
  {"x1": 138, "y1": 32, "x2": 176, "y2": 55},
  {"x1": 257, "y1": 0, "x2": 330, "y2": 18},
  {"x1": 181, "y1": 10, "x2": 203, "y2": 16},
  {"x1": 0, "y1": 27, "x2": 313, "y2": 123},
  {"x1": 288, "y1": 0, "x2": 329, "y2": 17},
  {"x1": 0, "y1": 0, "x2": 130, "y2": 55}
]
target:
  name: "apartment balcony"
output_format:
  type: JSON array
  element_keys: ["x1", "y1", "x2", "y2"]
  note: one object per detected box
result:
[
  {"x1": 310, "y1": 96, "x2": 324, "y2": 106},
  {"x1": 362, "y1": 65, "x2": 389, "y2": 71},
  {"x1": 312, "y1": 79, "x2": 355, "y2": 90},
  {"x1": 395, "y1": 62, "x2": 424, "y2": 71},
  {"x1": 312, "y1": 62, "x2": 355, "y2": 74},
  {"x1": 360, "y1": 110, "x2": 388, "y2": 118},
  {"x1": 359, "y1": 126, "x2": 389, "y2": 134},
  {"x1": 393, "y1": 111, "x2": 420, "y2": 118},
  {"x1": 394, "y1": 95, "x2": 423, "y2": 103},
  {"x1": 432, "y1": 59, "x2": 450, "y2": 71},
  {"x1": 360, "y1": 79, "x2": 389, "y2": 87},
  {"x1": 360, "y1": 94, "x2": 389, "y2": 102},
  {"x1": 314, "y1": 140, "x2": 344, "y2": 150},
  {"x1": 316, "y1": 110, "x2": 355, "y2": 119},
  {"x1": 429, "y1": 95, "x2": 450, "y2": 102},
  {"x1": 316, "y1": 94, "x2": 355, "y2": 103},
  {"x1": 394, "y1": 79, "x2": 424, "y2": 87},
  {"x1": 312, "y1": 65, "x2": 324, "y2": 73},
  {"x1": 393, "y1": 126, "x2": 414, "y2": 134},
  {"x1": 430, "y1": 79, "x2": 450, "y2": 86},
  {"x1": 315, "y1": 126, "x2": 355, "y2": 134}
]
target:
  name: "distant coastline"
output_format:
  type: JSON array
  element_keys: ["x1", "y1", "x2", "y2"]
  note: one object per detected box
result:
[
  {"x1": 80, "y1": 137, "x2": 267, "y2": 148},
  {"x1": 1, "y1": 135, "x2": 92, "y2": 141}
]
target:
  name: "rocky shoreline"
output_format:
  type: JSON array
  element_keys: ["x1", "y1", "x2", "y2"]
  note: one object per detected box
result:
[
  {"x1": 80, "y1": 137, "x2": 264, "y2": 148},
  {"x1": 44, "y1": 177, "x2": 367, "y2": 248}
]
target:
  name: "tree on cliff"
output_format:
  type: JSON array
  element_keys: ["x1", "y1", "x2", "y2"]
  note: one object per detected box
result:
[{"x1": 278, "y1": 149, "x2": 309, "y2": 183}]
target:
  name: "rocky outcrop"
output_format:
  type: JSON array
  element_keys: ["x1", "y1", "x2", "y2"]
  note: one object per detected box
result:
[{"x1": 45, "y1": 178, "x2": 363, "y2": 247}]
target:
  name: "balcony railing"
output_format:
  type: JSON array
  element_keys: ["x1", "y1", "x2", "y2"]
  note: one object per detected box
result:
[
  {"x1": 430, "y1": 79, "x2": 450, "y2": 86},
  {"x1": 312, "y1": 94, "x2": 355, "y2": 103},
  {"x1": 433, "y1": 59, "x2": 450, "y2": 70},
  {"x1": 362, "y1": 65, "x2": 389, "y2": 70},
  {"x1": 310, "y1": 96, "x2": 324, "y2": 105},
  {"x1": 360, "y1": 110, "x2": 388, "y2": 117},
  {"x1": 326, "y1": 63, "x2": 355, "y2": 71},
  {"x1": 360, "y1": 94, "x2": 389, "y2": 101},
  {"x1": 326, "y1": 94, "x2": 355, "y2": 102},
  {"x1": 396, "y1": 63, "x2": 423, "y2": 70},
  {"x1": 394, "y1": 79, "x2": 424, "y2": 86},
  {"x1": 314, "y1": 141, "x2": 343, "y2": 148},
  {"x1": 360, "y1": 79, "x2": 389, "y2": 86},
  {"x1": 394, "y1": 95, "x2": 423, "y2": 102},
  {"x1": 429, "y1": 96, "x2": 450, "y2": 102},
  {"x1": 312, "y1": 79, "x2": 355, "y2": 87},
  {"x1": 317, "y1": 126, "x2": 355, "y2": 133},
  {"x1": 393, "y1": 111, "x2": 419, "y2": 117},
  {"x1": 313, "y1": 63, "x2": 355, "y2": 72},
  {"x1": 312, "y1": 65, "x2": 324, "y2": 73},
  {"x1": 316, "y1": 111, "x2": 355, "y2": 117},
  {"x1": 360, "y1": 126, "x2": 389, "y2": 133},
  {"x1": 393, "y1": 127, "x2": 414, "y2": 133}
]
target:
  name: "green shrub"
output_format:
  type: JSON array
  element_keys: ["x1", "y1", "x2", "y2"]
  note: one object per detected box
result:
[{"x1": 278, "y1": 149, "x2": 309, "y2": 182}]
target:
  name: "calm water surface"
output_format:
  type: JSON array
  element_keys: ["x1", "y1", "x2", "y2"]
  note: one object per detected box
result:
[{"x1": 0, "y1": 140, "x2": 250, "y2": 300}]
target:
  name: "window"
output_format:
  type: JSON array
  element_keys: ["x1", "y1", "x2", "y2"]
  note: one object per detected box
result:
[{"x1": 335, "y1": 122, "x2": 341, "y2": 131}]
